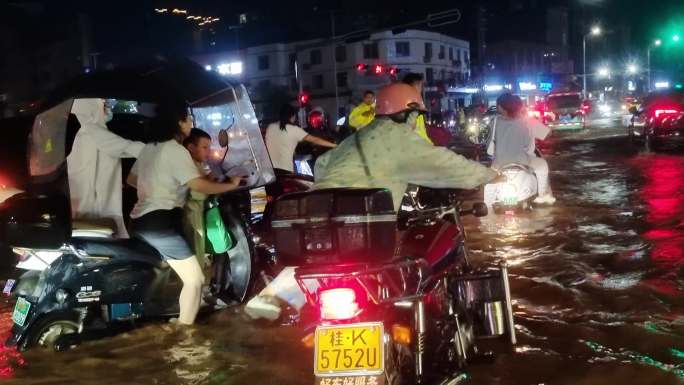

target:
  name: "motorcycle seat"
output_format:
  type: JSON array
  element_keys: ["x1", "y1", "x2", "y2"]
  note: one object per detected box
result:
[
  {"x1": 69, "y1": 237, "x2": 166, "y2": 267},
  {"x1": 72, "y1": 218, "x2": 116, "y2": 238}
]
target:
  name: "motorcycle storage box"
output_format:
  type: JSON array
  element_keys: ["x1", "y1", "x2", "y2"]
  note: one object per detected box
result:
[{"x1": 271, "y1": 188, "x2": 396, "y2": 265}]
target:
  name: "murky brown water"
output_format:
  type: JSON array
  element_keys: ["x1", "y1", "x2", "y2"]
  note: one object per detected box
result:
[{"x1": 1, "y1": 127, "x2": 683, "y2": 385}]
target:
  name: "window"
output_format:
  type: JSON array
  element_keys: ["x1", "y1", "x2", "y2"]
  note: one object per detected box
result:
[
  {"x1": 258, "y1": 55, "x2": 270, "y2": 71},
  {"x1": 363, "y1": 42, "x2": 379, "y2": 59},
  {"x1": 335, "y1": 46, "x2": 347, "y2": 63},
  {"x1": 449, "y1": 47, "x2": 454, "y2": 60},
  {"x1": 310, "y1": 49, "x2": 322, "y2": 65},
  {"x1": 336, "y1": 72, "x2": 348, "y2": 88},
  {"x1": 424, "y1": 43, "x2": 433, "y2": 59},
  {"x1": 457, "y1": 49, "x2": 461, "y2": 61},
  {"x1": 439, "y1": 45, "x2": 445, "y2": 59},
  {"x1": 313, "y1": 74, "x2": 324, "y2": 89},
  {"x1": 425, "y1": 67, "x2": 434, "y2": 84},
  {"x1": 395, "y1": 42, "x2": 410, "y2": 57}
]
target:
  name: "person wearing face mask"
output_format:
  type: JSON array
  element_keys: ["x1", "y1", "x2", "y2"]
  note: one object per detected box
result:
[
  {"x1": 67, "y1": 98, "x2": 145, "y2": 238},
  {"x1": 314, "y1": 83, "x2": 498, "y2": 211},
  {"x1": 244, "y1": 83, "x2": 498, "y2": 321}
]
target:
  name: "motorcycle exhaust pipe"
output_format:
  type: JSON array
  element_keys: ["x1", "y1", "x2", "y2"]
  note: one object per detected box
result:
[{"x1": 500, "y1": 262, "x2": 516, "y2": 345}]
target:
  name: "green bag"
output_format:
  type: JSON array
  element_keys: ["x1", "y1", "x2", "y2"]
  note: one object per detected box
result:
[{"x1": 205, "y1": 198, "x2": 234, "y2": 254}]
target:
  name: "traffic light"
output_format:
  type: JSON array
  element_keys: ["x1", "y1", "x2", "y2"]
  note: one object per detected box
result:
[
  {"x1": 356, "y1": 63, "x2": 368, "y2": 72},
  {"x1": 389, "y1": 67, "x2": 398, "y2": 76},
  {"x1": 298, "y1": 92, "x2": 309, "y2": 106},
  {"x1": 298, "y1": 92, "x2": 310, "y2": 109},
  {"x1": 373, "y1": 64, "x2": 384, "y2": 74}
]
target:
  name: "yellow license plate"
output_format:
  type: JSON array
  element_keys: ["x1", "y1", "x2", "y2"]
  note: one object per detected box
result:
[{"x1": 315, "y1": 323, "x2": 384, "y2": 375}]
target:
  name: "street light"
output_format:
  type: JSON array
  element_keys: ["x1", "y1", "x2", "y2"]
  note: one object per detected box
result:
[
  {"x1": 647, "y1": 39, "x2": 663, "y2": 92},
  {"x1": 598, "y1": 67, "x2": 610, "y2": 77},
  {"x1": 674, "y1": 34, "x2": 681, "y2": 42},
  {"x1": 627, "y1": 64, "x2": 638, "y2": 74},
  {"x1": 583, "y1": 25, "x2": 602, "y2": 98}
]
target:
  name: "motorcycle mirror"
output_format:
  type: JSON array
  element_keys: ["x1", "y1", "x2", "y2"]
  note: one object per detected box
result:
[
  {"x1": 218, "y1": 129, "x2": 229, "y2": 148},
  {"x1": 461, "y1": 202, "x2": 488, "y2": 217},
  {"x1": 472, "y1": 202, "x2": 489, "y2": 217}
]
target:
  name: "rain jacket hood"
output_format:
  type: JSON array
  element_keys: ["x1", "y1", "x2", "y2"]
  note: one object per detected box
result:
[{"x1": 67, "y1": 98, "x2": 144, "y2": 238}]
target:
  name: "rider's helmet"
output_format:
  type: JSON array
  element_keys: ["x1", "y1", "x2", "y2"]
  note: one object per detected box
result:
[{"x1": 375, "y1": 83, "x2": 427, "y2": 116}]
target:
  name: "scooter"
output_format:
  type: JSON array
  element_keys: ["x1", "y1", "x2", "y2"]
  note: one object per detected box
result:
[
  {"x1": 0, "y1": 61, "x2": 276, "y2": 351},
  {"x1": 483, "y1": 163, "x2": 538, "y2": 214},
  {"x1": 270, "y1": 186, "x2": 516, "y2": 385}
]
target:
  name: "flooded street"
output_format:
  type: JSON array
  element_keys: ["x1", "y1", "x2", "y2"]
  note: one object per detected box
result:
[{"x1": 1, "y1": 123, "x2": 684, "y2": 385}]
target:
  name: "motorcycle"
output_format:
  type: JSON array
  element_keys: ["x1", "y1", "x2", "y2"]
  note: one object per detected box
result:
[
  {"x1": 483, "y1": 163, "x2": 538, "y2": 214},
  {"x1": 0, "y1": 60, "x2": 276, "y2": 351},
  {"x1": 270, "y1": 186, "x2": 516, "y2": 385}
]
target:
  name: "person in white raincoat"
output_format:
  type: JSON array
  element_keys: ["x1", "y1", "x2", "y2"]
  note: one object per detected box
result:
[
  {"x1": 244, "y1": 83, "x2": 498, "y2": 320},
  {"x1": 67, "y1": 99, "x2": 145, "y2": 238}
]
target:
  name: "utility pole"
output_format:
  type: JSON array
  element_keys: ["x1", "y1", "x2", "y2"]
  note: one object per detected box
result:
[{"x1": 331, "y1": 11, "x2": 340, "y2": 122}]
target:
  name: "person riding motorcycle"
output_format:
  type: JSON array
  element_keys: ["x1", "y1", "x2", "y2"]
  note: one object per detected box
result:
[
  {"x1": 402, "y1": 72, "x2": 433, "y2": 145},
  {"x1": 487, "y1": 93, "x2": 555, "y2": 204},
  {"x1": 244, "y1": 83, "x2": 498, "y2": 320}
]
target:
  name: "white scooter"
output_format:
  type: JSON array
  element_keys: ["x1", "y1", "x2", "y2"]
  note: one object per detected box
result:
[{"x1": 483, "y1": 163, "x2": 538, "y2": 214}]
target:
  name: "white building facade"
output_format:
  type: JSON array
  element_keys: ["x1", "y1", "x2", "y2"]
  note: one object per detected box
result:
[{"x1": 194, "y1": 29, "x2": 470, "y2": 121}]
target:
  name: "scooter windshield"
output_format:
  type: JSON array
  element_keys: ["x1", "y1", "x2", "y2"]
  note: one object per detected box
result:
[
  {"x1": 28, "y1": 99, "x2": 73, "y2": 178},
  {"x1": 192, "y1": 86, "x2": 275, "y2": 189}
]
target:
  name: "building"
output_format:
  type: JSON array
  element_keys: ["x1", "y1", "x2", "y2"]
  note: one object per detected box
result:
[{"x1": 193, "y1": 29, "x2": 470, "y2": 122}]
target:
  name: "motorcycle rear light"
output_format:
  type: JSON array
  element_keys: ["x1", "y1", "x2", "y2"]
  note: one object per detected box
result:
[
  {"x1": 654, "y1": 109, "x2": 679, "y2": 118},
  {"x1": 319, "y1": 288, "x2": 360, "y2": 320}
]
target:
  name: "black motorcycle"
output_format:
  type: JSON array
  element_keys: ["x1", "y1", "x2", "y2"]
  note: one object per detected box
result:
[{"x1": 0, "y1": 60, "x2": 276, "y2": 351}]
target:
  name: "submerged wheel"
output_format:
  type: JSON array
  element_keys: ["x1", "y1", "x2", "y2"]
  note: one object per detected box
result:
[
  {"x1": 222, "y1": 211, "x2": 256, "y2": 303},
  {"x1": 24, "y1": 312, "x2": 80, "y2": 351}
]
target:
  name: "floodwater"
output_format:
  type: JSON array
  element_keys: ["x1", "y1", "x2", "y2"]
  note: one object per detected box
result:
[{"x1": 1, "y1": 124, "x2": 684, "y2": 385}]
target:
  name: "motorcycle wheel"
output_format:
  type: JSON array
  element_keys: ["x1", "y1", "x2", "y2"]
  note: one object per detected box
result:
[
  {"x1": 224, "y1": 213, "x2": 255, "y2": 303},
  {"x1": 23, "y1": 312, "x2": 80, "y2": 351}
]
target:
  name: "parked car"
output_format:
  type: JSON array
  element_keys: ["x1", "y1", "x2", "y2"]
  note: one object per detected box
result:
[{"x1": 628, "y1": 90, "x2": 684, "y2": 150}]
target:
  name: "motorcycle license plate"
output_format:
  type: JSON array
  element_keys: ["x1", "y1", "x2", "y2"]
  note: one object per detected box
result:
[
  {"x1": 12, "y1": 297, "x2": 31, "y2": 327},
  {"x1": 503, "y1": 197, "x2": 517, "y2": 205},
  {"x1": 315, "y1": 323, "x2": 383, "y2": 375}
]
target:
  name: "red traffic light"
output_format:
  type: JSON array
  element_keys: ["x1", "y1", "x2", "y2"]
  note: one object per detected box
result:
[
  {"x1": 356, "y1": 63, "x2": 368, "y2": 72},
  {"x1": 298, "y1": 93, "x2": 309, "y2": 105},
  {"x1": 308, "y1": 110, "x2": 324, "y2": 130},
  {"x1": 373, "y1": 64, "x2": 384, "y2": 75},
  {"x1": 389, "y1": 67, "x2": 397, "y2": 76}
]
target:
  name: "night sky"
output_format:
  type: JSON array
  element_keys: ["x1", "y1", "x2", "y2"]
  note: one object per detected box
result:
[{"x1": 2, "y1": 0, "x2": 684, "y2": 67}]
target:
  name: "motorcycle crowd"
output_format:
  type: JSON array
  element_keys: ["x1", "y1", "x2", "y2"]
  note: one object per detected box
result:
[{"x1": 0, "y1": 62, "x2": 557, "y2": 385}]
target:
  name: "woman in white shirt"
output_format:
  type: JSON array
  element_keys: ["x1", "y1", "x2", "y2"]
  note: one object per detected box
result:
[
  {"x1": 127, "y1": 103, "x2": 242, "y2": 326},
  {"x1": 265, "y1": 104, "x2": 336, "y2": 172}
]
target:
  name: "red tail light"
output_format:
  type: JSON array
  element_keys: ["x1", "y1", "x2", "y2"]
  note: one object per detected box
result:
[
  {"x1": 654, "y1": 109, "x2": 679, "y2": 118},
  {"x1": 0, "y1": 174, "x2": 12, "y2": 189},
  {"x1": 319, "y1": 288, "x2": 360, "y2": 320}
]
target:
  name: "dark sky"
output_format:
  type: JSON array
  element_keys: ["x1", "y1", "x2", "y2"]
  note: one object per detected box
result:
[{"x1": 3, "y1": 0, "x2": 684, "y2": 58}]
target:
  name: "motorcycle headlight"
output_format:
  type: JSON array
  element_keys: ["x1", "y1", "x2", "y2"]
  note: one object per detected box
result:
[
  {"x1": 500, "y1": 183, "x2": 518, "y2": 200},
  {"x1": 55, "y1": 288, "x2": 69, "y2": 304}
]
